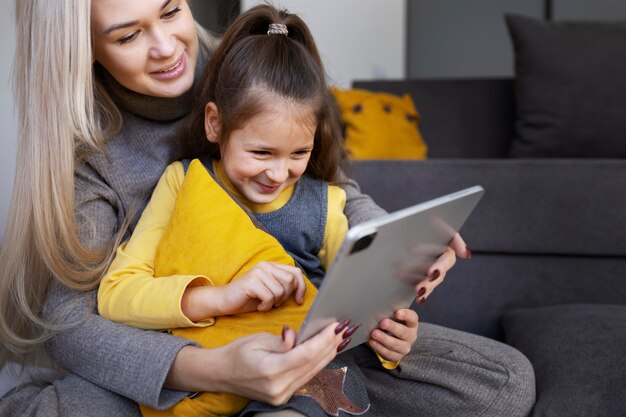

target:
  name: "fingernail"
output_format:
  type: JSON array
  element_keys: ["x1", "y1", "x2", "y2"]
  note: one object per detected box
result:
[
  {"x1": 282, "y1": 325, "x2": 289, "y2": 341},
  {"x1": 337, "y1": 338, "x2": 351, "y2": 353},
  {"x1": 343, "y1": 324, "x2": 360, "y2": 339},
  {"x1": 417, "y1": 287, "x2": 427, "y2": 297},
  {"x1": 466, "y1": 246, "x2": 472, "y2": 259},
  {"x1": 335, "y1": 319, "x2": 350, "y2": 334},
  {"x1": 417, "y1": 297, "x2": 426, "y2": 306},
  {"x1": 428, "y1": 269, "x2": 440, "y2": 282}
]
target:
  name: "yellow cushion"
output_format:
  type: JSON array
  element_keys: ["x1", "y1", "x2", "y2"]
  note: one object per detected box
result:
[
  {"x1": 140, "y1": 159, "x2": 317, "y2": 417},
  {"x1": 332, "y1": 87, "x2": 428, "y2": 160}
]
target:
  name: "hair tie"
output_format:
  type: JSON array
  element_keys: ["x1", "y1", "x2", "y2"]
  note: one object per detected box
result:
[{"x1": 267, "y1": 23, "x2": 288, "y2": 35}]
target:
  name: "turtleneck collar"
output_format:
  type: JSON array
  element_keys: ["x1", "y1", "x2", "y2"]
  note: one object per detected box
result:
[{"x1": 95, "y1": 46, "x2": 207, "y2": 122}]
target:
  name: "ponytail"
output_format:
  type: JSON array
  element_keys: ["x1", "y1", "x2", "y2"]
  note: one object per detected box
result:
[{"x1": 179, "y1": 4, "x2": 346, "y2": 181}]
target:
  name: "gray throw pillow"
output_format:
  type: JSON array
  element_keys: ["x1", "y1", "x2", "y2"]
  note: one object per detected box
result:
[
  {"x1": 502, "y1": 304, "x2": 626, "y2": 417},
  {"x1": 506, "y1": 14, "x2": 626, "y2": 157}
]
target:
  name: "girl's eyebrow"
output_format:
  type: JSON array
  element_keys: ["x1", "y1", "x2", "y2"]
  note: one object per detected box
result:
[
  {"x1": 247, "y1": 143, "x2": 274, "y2": 150},
  {"x1": 102, "y1": 0, "x2": 173, "y2": 35}
]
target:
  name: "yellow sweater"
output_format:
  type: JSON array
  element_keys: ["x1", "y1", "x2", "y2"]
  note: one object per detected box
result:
[{"x1": 97, "y1": 160, "x2": 347, "y2": 330}]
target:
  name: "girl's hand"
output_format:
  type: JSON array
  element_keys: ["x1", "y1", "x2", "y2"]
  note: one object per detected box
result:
[
  {"x1": 368, "y1": 308, "x2": 418, "y2": 363},
  {"x1": 167, "y1": 322, "x2": 346, "y2": 405},
  {"x1": 181, "y1": 262, "x2": 306, "y2": 321},
  {"x1": 414, "y1": 233, "x2": 471, "y2": 306},
  {"x1": 219, "y1": 262, "x2": 307, "y2": 315}
]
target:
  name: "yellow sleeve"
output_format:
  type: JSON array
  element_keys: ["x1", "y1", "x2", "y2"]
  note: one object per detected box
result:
[
  {"x1": 375, "y1": 353, "x2": 400, "y2": 370},
  {"x1": 97, "y1": 161, "x2": 214, "y2": 330},
  {"x1": 318, "y1": 185, "x2": 348, "y2": 270}
]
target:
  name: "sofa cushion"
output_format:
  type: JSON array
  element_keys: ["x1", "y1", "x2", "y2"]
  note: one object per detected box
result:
[
  {"x1": 502, "y1": 304, "x2": 626, "y2": 417},
  {"x1": 352, "y1": 79, "x2": 515, "y2": 158},
  {"x1": 506, "y1": 14, "x2": 626, "y2": 157},
  {"x1": 331, "y1": 87, "x2": 428, "y2": 160}
]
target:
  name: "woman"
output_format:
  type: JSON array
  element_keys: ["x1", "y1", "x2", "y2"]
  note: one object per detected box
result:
[{"x1": 0, "y1": 1, "x2": 535, "y2": 416}]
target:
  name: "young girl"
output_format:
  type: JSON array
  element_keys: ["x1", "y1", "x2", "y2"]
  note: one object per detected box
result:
[{"x1": 98, "y1": 5, "x2": 419, "y2": 416}]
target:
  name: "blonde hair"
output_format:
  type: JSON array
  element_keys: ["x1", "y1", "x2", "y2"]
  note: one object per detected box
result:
[{"x1": 0, "y1": 0, "x2": 216, "y2": 368}]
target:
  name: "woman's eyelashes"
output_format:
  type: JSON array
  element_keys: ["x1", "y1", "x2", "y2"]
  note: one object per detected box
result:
[
  {"x1": 162, "y1": 6, "x2": 182, "y2": 20},
  {"x1": 116, "y1": 6, "x2": 182, "y2": 45},
  {"x1": 118, "y1": 32, "x2": 139, "y2": 45}
]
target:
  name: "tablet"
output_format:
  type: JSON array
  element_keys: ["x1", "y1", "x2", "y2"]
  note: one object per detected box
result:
[{"x1": 296, "y1": 185, "x2": 484, "y2": 352}]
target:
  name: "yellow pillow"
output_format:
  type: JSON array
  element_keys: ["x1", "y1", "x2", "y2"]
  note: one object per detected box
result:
[
  {"x1": 141, "y1": 159, "x2": 317, "y2": 417},
  {"x1": 332, "y1": 87, "x2": 428, "y2": 160}
]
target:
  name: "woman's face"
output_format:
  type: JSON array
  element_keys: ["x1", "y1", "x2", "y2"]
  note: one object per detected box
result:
[{"x1": 91, "y1": 0, "x2": 199, "y2": 98}]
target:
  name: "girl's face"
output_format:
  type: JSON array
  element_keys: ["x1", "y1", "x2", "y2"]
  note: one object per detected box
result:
[
  {"x1": 206, "y1": 100, "x2": 316, "y2": 205},
  {"x1": 91, "y1": 0, "x2": 198, "y2": 98}
]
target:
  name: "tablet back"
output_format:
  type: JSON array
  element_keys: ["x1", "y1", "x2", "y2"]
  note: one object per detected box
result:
[{"x1": 296, "y1": 186, "x2": 484, "y2": 351}]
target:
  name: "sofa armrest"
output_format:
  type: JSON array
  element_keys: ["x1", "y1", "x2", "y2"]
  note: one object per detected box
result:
[
  {"x1": 350, "y1": 159, "x2": 626, "y2": 256},
  {"x1": 352, "y1": 78, "x2": 515, "y2": 158}
]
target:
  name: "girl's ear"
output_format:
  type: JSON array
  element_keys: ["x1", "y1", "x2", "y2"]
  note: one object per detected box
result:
[{"x1": 204, "y1": 102, "x2": 221, "y2": 143}]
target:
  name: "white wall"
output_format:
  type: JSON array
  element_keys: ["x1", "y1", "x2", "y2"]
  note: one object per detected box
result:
[
  {"x1": 0, "y1": 1, "x2": 17, "y2": 243},
  {"x1": 241, "y1": 0, "x2": 407, "y2": 88}
]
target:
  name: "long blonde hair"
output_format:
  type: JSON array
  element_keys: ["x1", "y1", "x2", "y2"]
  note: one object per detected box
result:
[{"x1": 0, "y1": 0, "x2": 216, "y2": 368}]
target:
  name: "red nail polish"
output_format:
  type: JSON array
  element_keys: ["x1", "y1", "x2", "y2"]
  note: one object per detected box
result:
[
  {"x1": 335, "y1": 319, "x2": 350, "y2": 334},
  {"x1": 282, "y1": 325, "x2": 289, "y2": 341},
  {"x1": 343, "y1": 324, "x2": 360, "y2": 339},
  {"x1": 418, "y1": 297, "x2": 426, "y2": 306},
  {"x1": 337, "y1": 338, "x2": 351, "y2": 353},
  {"x1": 466, "y1": 246, "x2": 472, "y2": 259},
  {"x1": 417, "y1": 287, "x2": 426, "y2": 297},
  {"x1": 428, "y1": 270, "x2": 440, "y2": 282}
]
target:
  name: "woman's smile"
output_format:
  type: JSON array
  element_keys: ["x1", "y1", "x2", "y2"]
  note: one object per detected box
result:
[{"x1": 151, "y1": 54, "x2": 186, "y2": 80}]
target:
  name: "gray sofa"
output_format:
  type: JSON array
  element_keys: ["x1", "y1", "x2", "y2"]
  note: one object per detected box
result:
[{"x1": 348, "y1": 78, "x2": 626, "y2": 417}]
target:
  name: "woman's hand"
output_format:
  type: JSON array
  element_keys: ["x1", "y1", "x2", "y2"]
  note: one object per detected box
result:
[
  {"x1": 414, "y1": 233, "x2": 471, "y2": 306},
  {"x1": 181, "y1": 262, "x2": 306, "y2": 321},
  {"x1": 368, "y1": 308, "x2": 418, "y2": 363},
  {"x1": 166, "y1": 322, "x2": 346, "y2": 405}
]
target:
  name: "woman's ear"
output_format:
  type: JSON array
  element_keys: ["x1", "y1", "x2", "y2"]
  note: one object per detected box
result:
[{"x1": 204, "y1": 102, "x2": 221, "y2": 143}]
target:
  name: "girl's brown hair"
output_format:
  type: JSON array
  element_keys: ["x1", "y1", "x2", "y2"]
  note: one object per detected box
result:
[{"x1": 180, "y1": 4, "x2": 346, "y2": 182}]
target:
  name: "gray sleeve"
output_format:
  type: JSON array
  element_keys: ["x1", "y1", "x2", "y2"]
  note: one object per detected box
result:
[
  {"x1": 44, "y1": 282, "x2": 192, "y2": 408},
  {"x1": 338, "y1": 172, "x2": 387, "y2": 227},
  {"x1": 43, "y1": 168, "x2": 194, "y2": 408}
]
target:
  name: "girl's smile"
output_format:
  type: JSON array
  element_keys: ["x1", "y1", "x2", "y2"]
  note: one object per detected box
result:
[{"x1": 255, "y1": 181, "x2": 280, "y2": 194}]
